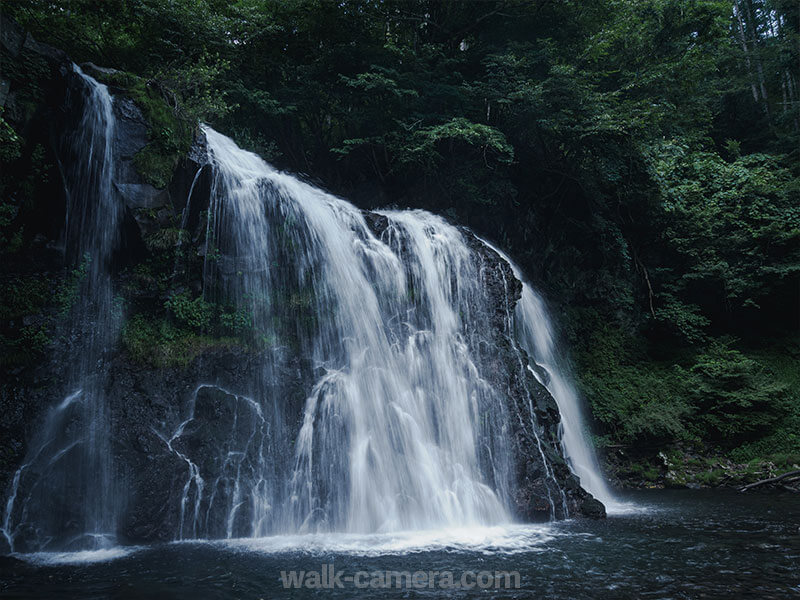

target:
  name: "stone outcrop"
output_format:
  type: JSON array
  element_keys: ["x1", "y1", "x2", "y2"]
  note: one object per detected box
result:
[{"x1": 463, "y1": 232, "x2": 604, "y2": 520}]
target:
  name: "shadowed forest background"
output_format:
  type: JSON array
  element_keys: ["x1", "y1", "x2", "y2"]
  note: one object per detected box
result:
[{"x1": 1, "y1": 0, "x2": 798, "y2": 486}]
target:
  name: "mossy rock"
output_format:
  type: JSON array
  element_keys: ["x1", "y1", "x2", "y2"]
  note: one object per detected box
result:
[
  {"x1": 93, "y1": 69, "x2": 194, "y2": 189},
  {"x1": 122, "y1": 314, "x2": 241, "y2": 368}
]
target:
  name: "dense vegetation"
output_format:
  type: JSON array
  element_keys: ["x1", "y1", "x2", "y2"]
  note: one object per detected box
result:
[{"x1": 1, "y1": 0, "x2": 798, "y2": 485}]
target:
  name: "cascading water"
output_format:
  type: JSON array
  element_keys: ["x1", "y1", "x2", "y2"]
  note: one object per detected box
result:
[
  {"x1": 482, "y1": 242, "x2": 619, "y2": 510},
  {"x1": 167, "y1": 125, "x2": 523, "y2": 538},
  {"x1": 1, "y1": 65, "x2": 122, "y2": 552},
  {"x1": 3, "y1": 108, "x2": 606, "y2": 552},
  {"x1": 515, "y1": 288, "x2": 619, "y2": 510}
]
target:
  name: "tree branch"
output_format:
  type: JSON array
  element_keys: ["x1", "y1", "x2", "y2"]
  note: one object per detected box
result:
[{"x1": 739, "y1": 469, "x2": 800, "y2": 492}]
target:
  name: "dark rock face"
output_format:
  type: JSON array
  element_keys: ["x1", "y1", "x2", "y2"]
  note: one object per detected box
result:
[
  {"x1": 0, "y1": 40, "x2": 603, "y2": 550},
  {"x1": 462, "y1": 232, "x2": 604, "y2": 520},
  {"x1": 580, "y1": 495, "x2": 607, "y2": 519},
  {"x1": 105, "y1": 79, "x2": 207, "y2": 246},
  {"x1": 104, "y1": 340, "x2": 317, "y2": 544},
  {"x1": 105, "y1": 348, "x2": 309, "y2": 543}
]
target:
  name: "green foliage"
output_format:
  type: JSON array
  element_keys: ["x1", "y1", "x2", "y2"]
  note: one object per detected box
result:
[
  {"x1": 0, "y1": 275, "x2": 51, "y2": 367},
  {"x1": 647, "y1": 143, "x2": 800, "y2": 338},
  {"x1": 695, "y1": 468, "x2": 725, "y2": 486},
  {"x1": 0, "y1": 324, "x2": 50, "y2": 367},
  {"x1": 0, "y1": 276, "x2": 49, "y2": 320},
  {"x1": 653, "y1": 297, "x2": 710, "y2": 344},
  {"x1": 681, "y1": 343, "x2": 791, "y2": 444},
  {"x1": 0, "y1": 44, "x2": 52, "y2": 122},
  {"x1": 219, "y1": 306, "x2": 253, "y2": 333},
  {"x1": 575, "y1": 306, "x2": 795, "y2": 456},
  {"x1": 165, "y1": 292, "x2": 213, "y2": 331},
  {"x1": 122, "y1": 314, "x2": 236, "y2": 368},
  {"x1": 726, "y1": 345, "x2": 800, "y2": 461},
  {"x1": 143, "y1": 228, "x2": 187, "y2": 252},
  {"x1": 163, "y1": 290, "x2": 255, "y2": 337},
  {"x1": 404, "y1": 118, "x2": 514, "y2": 167},
  {"x1": 575, "y1": 316, "x2": 693, "y2": 444},
  {"x1": 0, "y1": 112, "x2": 22, "y2": 162},
  {"x1": 1, "y1": 108, "x2": 52, "y2": 255},
  {"x1": 628, "y1": 461, "x2": 660, "y2": 482},
  {"x1": 0, "y1": 275, "x2": 52, "y2": 367}
]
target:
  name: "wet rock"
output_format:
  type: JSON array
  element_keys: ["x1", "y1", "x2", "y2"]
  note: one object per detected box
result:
[
  {"x1": 580, "y1": 496, "x2": 606, "y2": 519},
  {"x1": 463, "y1": 229, "x2": 603, "y2": 519},
  {"x1": 111, "y1": 97, "x2": 148, "y2": 159}
]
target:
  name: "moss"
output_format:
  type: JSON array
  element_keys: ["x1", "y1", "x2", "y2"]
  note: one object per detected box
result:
[
  {"x1": 696, "y1": 469, "x2": 725, "y2": 486},
  {"x1": 133, "y1": 146, "x2": 177, "y2": 189},
  {"x1": 122, "y1": 314, "x2": 239, "y2": 368}
]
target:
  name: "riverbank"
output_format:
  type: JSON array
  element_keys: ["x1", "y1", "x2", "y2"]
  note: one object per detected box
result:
[{"x1": 603, "y1": 447, "x2": 800, "y2": 491}]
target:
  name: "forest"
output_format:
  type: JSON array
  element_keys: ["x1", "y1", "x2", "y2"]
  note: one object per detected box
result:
[{"x1": 1, "y1": 0, "x2": 798, "y2": 487}]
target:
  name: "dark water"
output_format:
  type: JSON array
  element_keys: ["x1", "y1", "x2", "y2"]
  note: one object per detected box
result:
[{"x1": 2, "y1": 490, "x2": 798, "y2": 599}]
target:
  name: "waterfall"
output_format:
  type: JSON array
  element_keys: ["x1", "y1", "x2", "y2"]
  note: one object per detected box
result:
[
  {"x1": 2, "y1": 66, "x2": 122, "y2": 552},
  {"x1": 165, "y1": 125, "x2": 533, "y2": 537},
  {"x1": 481, "y1": 242, "x2": 618, "y2": 510},
  {"x1": 3, "y1": 109, "x2": 607, "y2": 550}
]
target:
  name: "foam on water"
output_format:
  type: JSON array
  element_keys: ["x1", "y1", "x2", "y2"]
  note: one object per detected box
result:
[
  {"x1": 190, "y1": 524, "x2": 558, "y2": 557},
  {"x1": 17, "y1": 546, "x2": 141, "y2": 566}
]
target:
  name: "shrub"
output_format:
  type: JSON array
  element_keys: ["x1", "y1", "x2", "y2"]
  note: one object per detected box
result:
[
  {"x1": 165, "y1": 292, "x2": 213, "y2": 331},
  {"x1": 576, "y1": 320, "x2": 692, "y2": 445},
  {"x1": 682, "y1": 343, "x2": 791, "y2": 446}
]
